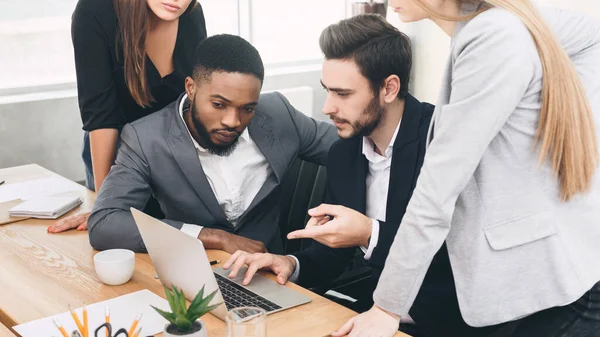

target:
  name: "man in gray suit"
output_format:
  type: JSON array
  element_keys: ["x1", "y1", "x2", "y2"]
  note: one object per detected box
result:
[{"x1": 87, "y1": 34, "x2": 338, "y2": 254}]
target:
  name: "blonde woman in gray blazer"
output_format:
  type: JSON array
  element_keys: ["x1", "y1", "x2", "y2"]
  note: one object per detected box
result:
[{"x1": 332, "y1": 1, "x2": 600, "y2": 336}]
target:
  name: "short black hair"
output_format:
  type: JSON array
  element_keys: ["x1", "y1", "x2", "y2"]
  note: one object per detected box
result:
[
  {"x1": 320, "y1": 14, "x2": 412, "y2": 99},
  {"x1": 193, "y1": 34, "x2": 264, "y2": 84}
]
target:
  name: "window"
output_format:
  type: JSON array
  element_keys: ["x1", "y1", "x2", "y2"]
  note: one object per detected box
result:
[
  {"x1": 249, "y1": 0, "x2": 347, "y2": 65},
  {"x1": 0, "y1": 0, "x2": 78, "y2": 91},
  {"x1": 202, "y1": 0, "x2": 239, "y2": 36},
  {"x1": 0, "y1": 0, "x2": 348, "y2": 94}
]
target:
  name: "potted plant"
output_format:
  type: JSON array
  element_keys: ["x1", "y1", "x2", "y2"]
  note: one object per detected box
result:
[{"x1": 152, "y1": 285, "x2": 222, "y2": 337}]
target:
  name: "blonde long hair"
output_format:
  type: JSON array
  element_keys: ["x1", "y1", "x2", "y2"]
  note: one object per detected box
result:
[{"x1": 416, "y1": 0, "x2": 598, "y2": 201}]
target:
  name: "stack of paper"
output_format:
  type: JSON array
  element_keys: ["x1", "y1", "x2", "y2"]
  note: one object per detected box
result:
[
  {"x1": 9, "y1": 196, "x2": 83, "y2": 219},
  {"x1": 0, "y1": 176, "x2": 82, "y2": 203}
]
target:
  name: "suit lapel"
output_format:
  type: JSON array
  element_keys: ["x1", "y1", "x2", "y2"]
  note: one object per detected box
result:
[
  {"x1": 248, "y1": 113, "x2": 287, "y2": 182},
  {"x1": 332, "y1": 137, "x2": 367, "y2": 213},
  {"x1": 386, "y1": 95, "x2": 423, "y2": 223},
  {"x1": 237, "y1": 113, "x2": 287, "y2": 224},
  {"x1": 165, "y1": 97, "x2": 229, "y2": 224},
  {"x1": 352, "y1": 145, "x2": 368, "y2": 214}
]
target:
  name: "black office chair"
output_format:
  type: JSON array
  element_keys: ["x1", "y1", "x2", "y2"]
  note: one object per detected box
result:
[
  {"x1": 278, "y1": 158, "x2": 303, "y2": 253},
  {"x1": 279, "y1": 159, "x2": 320, "y2": 254},
  {"x1": 278, "y1": 159, "x2": 373, "y2": 303}
]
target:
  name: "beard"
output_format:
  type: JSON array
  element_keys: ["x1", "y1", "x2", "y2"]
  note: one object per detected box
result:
[
  {"x1": 332, "y1": 95, "x2": 384, "y2": 139},
  {"x1": 189, "y1": 98, "x2": 241, "y2": 157}
]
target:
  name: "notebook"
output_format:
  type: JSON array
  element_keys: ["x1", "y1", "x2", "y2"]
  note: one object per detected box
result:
[
  {"x1": 0, "y1": 176, "x2": 82, "y2": 203},
  {"x1": 9, "y1": 196, "x2": 83, "y2": 219}
]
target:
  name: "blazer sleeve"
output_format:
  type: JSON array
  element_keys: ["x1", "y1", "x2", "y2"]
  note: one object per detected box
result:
[
  {"x1": 71, "y1": 5, "x2": 124, "y2": 131},
  {"x1": 276, "y1": 92, "x2": 339, "y2": 166},
  {"x1": 87, "y1": 124, "x2": 184, "y2": 252},
  {"x1": 373, "y1": 12, "x2": 536, "y2": 317}
]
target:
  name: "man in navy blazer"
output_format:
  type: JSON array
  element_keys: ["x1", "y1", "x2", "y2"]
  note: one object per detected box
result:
[{"x1": 223, "y1": 15, "x2": 490, "y2": 337}]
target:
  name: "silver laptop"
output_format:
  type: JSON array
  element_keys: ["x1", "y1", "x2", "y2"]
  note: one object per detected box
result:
[{"x1": 131, "y1": 207, "x2": 311, "y2": 321}]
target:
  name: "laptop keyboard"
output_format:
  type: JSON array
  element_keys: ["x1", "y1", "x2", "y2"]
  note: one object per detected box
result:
[{"x1": 214, "y1": 273, "x2": 282, "y2": 312}]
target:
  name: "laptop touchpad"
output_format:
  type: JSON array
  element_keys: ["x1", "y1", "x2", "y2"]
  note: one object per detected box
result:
[{"x1": 214, "y1": 267, "x2": 287, "y2": 297}]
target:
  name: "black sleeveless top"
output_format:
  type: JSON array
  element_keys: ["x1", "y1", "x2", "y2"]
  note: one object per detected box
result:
[{"x1": 71, "y1": 0, "x2": 207, "y2": 131}]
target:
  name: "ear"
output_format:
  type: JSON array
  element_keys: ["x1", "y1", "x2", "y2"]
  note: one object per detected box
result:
[
  {"x1": 185, "y1": 76, "x2": 195, "y2": 98},
  {"x1": 382, "y1": 75, "x2": 401, "y2": 104}
]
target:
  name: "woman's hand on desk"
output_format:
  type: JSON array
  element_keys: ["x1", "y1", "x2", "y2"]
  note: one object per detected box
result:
[
  {"x1": 332, "y1": 304, "x2": 400, "y2": 337},
  {"x1": 223, "y1": 251, "x2": 296, "y2": 286},
  {"x1": 47, "y1": 212, "x2": 90, "y2": 233}
]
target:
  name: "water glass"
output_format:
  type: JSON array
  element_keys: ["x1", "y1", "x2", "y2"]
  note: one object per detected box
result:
[{"x1": 226, "y1": 307, "x2": 267, "y2": 337}]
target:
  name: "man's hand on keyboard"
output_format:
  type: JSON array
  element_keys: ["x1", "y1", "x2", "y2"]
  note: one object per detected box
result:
[{"x1": 223, "y1": 251, "x2": 296, "y2": 286}]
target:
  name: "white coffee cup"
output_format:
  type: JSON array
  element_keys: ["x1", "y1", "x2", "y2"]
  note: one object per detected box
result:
[{"x1": 94, "y1": 249, "x2": 135, "y2": 286}]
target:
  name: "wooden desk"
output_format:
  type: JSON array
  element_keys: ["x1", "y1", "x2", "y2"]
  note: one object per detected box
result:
[
  {"x1": 0, "y1": 165, "x2": 406, "y2": 337},
  {"x1": 0, "y1": 324, "x2": 16, "y2": 337}
]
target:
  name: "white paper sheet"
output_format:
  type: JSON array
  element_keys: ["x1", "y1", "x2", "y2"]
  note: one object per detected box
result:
[
  {"x1": 14, "y1": 289, "x2": 170, "y2": 337},
  {"x1": 0, "y1": 177, "x2": 82, "y2": 203}
]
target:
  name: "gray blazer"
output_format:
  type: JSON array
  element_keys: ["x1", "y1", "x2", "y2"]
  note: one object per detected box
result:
[
  {"x1": 88, "y1": 92, "x2": 338, "y2": 254},
  {"x1": 374, "y1": 6, "x2": 600, "y2": 327}
]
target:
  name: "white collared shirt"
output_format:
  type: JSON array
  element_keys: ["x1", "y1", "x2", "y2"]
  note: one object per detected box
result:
[
  {"x1": 359, "y1": 118, "x2": 401, "y2": 260},
  {"x1": 178, "y1": 94, "x2": 271, "y2": 238},
  {"x1": 362, "y1": 119, "x2": 415, "y2": 325}
]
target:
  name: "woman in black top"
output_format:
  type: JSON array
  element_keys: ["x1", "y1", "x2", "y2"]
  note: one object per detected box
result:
[{"x1": 48, "y1": 0, "x2": 207, "y2": 233}]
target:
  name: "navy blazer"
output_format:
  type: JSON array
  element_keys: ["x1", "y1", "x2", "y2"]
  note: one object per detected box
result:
[{"x1": 293, "y1": 95, "x2": 485, "y2": 336}]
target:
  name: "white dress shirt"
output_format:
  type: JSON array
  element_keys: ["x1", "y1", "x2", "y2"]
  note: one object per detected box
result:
[
  {"x1": 360, "y1": 118, "x2": 402, "y2": 259},
  {"x1": 178, "y1": 94, "x2": 272, "y2": 239},
  {"x1": 363, "y1": 119, "x2": 415, "y2": 324}
]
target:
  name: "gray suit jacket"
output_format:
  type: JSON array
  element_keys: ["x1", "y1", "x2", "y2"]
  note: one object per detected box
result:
[
  {"x1": 88, "y1": 92, "x2": 338, "y2": 254},
  {"x1": 374, "y1": 6, "x2": 600, "y2": 327}
]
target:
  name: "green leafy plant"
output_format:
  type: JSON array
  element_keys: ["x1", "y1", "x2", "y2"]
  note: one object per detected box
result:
[{"x1": 152, "y1": 285, "x2": 222, "y2": 333}]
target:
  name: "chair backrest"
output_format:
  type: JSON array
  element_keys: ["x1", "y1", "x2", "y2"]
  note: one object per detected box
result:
[
  {"x1": 279, "y1": 159, "x2": 327, "y2": 254},
  {"x1": 279, "y1": 159, "x2": 373, "y2": 296}
]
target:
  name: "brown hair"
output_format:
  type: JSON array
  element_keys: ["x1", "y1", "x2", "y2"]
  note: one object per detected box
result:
[
  {"x1": 415, "y1": 0, "x2": 598, "y2": 201},
  {"x1": 113, "y1": 0, "x2": 196, "y2": 107},
  {"x1": 320, "y1": 14, "x2": 412, "y2": 98}
]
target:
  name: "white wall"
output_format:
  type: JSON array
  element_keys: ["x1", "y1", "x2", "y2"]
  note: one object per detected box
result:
[{"x1": 388, "y1": 0, "x2": 600, "y2": 104}]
